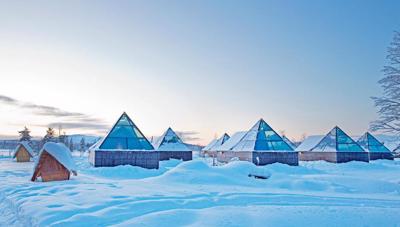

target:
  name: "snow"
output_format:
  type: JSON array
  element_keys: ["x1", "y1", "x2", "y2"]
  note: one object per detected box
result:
[
  {"x1": 202, "y1": 138, "x2": 217, "y2": 151},
  {"x1": 35, "y1": 142, "x2": 77, "y2": 172},
  {"x1": 1, "y1": 155, "x2": 400, "y2": 226},
  {"x1": 296, "y1": 136, "x2": 324, "y2": 151},
  {"x1": 217, "y1": 131, "x2": 247, "y2": 151},
  {"x1": 13, "y1": 141, "x2": 35, "y2": 158},
  {"x1": 203, "y1": 133, "x2": 230, "y2": 151}
]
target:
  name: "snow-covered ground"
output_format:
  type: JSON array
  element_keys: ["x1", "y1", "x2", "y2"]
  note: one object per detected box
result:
[{"x1": 1, "y1": 155, "x2": 400, "y2": 227}]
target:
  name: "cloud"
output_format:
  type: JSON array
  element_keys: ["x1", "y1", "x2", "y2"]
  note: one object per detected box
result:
[
  {"x1": 0, "y1": 95, "x2": 18, "y2": 104},
  {"x1": 22, "y1": 103, "x2": 85, "y2": 117},
  {"x1": 32, "y1": 122, "x2": 110, "y2": 135},
  {"x1": 176, "y1": 130, "x2": 201, "y2": 142},
  {"x1": 0, "y1": 94, "x2": 87, "y2": 117},
  {"x1": 0, "y1": 94, "x2": 109, "y2": 133}
]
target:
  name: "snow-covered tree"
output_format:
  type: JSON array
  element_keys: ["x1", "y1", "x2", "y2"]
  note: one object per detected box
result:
[
  {"x1": 371, "y1": 31, "x2": 400, "y2": 134},
  {"x1": 69, "y1": 138, "x2": 74, "y2": 151},
  {"x1": 58, "y1": 132, "x2": 67, "y2": 145},
  {"x1": 42, "y1": 127, "x2": 56, "y2": 143},
  {"x1": 18, "y1": 126, "x2": 32, "y2": 142},
  {"x1": 80, "y1": 137, "x2": 86, "y2": 152}
]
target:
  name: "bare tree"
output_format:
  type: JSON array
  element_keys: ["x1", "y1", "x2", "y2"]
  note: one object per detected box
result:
[{"x1": 371, "y1": 31, "x2": 400, "y2": 134}]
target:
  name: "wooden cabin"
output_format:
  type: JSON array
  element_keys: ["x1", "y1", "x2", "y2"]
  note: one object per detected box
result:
[
  {"x1": 13, "y1": 142, "x2": 34, "y2": 162},
  {"x1": 31, "y1": 142, "x2": 77, "y2": 182}
]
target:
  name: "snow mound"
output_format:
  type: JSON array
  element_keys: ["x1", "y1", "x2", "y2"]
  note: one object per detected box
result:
[
  {"x1": 154, "y1": 160, "x2": 269, "y2": 186},
  {"x1": 81, "y1": 159, "x2": 183, "y2": 179}
]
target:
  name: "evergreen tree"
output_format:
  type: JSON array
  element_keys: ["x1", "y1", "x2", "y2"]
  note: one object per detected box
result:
[
  {"x1": 58, "y1": 132, "x2": 67, "y2": 145},
  {"x1": 64, "y1": 136, "x2": 70, "y2": 148},
  {"x1": 80, "y1": 137, "x2": 86, "y2": 152},
  {"x1": 42, "y1": 127, "x2": 56, "y2": 144},
  {"x1": 18, "y1": 126, "x2": 32, "y2": 142},
  {"x1": 69, "y1": 138, "x2": 74, "y2": 151}
]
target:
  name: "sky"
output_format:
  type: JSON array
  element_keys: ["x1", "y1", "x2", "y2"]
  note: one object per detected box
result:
[{"x1": 0, "y1": 0, "x2": 399, "y2": 144}]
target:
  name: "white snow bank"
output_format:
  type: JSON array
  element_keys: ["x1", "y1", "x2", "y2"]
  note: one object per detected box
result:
[
  {"x1": 1, "y1": 157, "x2": 400, "y2": 226},
  {"x1": 153, "y1": 160, "x2": 269, "y2": 186},
  {"x1": 82, "y1": 159, "x2": 182, "y2": 179}
]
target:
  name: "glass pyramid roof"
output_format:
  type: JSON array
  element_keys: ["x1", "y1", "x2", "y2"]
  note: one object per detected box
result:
[
  {"x1": 154, "y1": 128, "x2": 190, "y2": 151},
  {"x1": 311, "y1": 126, "x2": 365, "y2": 152},
  {"x1": 357, "y1": 132, "x2": 391, "y2": 153},
  {"x1": 282, "y1": 135, "x2": 297, "y2": 149},
  {"x1": 203, "y1": 133, "x2": 231, "y2": 151},
  {"x1": 99, "y1": 112, "x2": 154, "y2": 150},
  {"x1": 231, "y1": 119, "x2": 294, "y2": 151}
]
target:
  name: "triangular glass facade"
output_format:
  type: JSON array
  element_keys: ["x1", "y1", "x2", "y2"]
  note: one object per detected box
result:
[
  {"x1": 312, "y1": 127, "x2": 364, "y2": 152},
  {"x1": 220, "y1": 133, "x2": 230, "y2": 144},
  {"x1": 100, "y1": 113, "x2": 154, "y2": 150},
  {"x1": 159, "y1": 128, "x2": 183, "y2": 145},
  {"x1": 253, "y1": 119, "x2": 293, "y2": 151},
  {"x1": 282, "y1": 135, "x2": 297, "y2": 149},
  {"x1": 203, "y1": 133, "x2": 230, "y2": 151},
  {"x1": 357, "y1": 133, "x2": 391, "y2": 153}
]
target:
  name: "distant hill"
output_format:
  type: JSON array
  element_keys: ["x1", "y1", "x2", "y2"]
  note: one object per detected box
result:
[
  {"x1": 66, "y1": 134, "x2": 101, "y2": 144},
  {"x1": 184, "y1": 143, "x2": 204, "y2": 151},
  {"x1": 0, "y1": 134, "x2": 101, "y2": 151}
]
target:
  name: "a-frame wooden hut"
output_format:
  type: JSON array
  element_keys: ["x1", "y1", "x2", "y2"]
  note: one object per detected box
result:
[
  {"x1": 31, "y1": 142, "x2": 77, "y2": 182},
  {"x1": 13, "y1": 141, "x2": 35, "y2": 162}
]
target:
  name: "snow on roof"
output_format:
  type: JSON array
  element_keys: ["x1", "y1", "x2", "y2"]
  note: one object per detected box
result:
[
  {"x1": 295, "y1": 136, "x2": 324, "y2": 151},
  {"x1": 35, "y1": 142, "x2": 77, "y2": 172},
  {"x1": 202, "y1": 138, "x2": 217, "y2": 151},
  {"x1": 217, "y1": 131, "x2": 247, "y2": 151},
  {"x1": 13, "y1": 141, "x2": 35, "y2": 158},
  {"x1": 153, "y1": 128, "x2": 191, "y2": 151},
  {"x1": 88, "y1": 139, "x2": 102, "y2": 151},
  {"x1": 228, "y1": 119, "x2": 294, "y2": 152},
  {"x1": 202, "y1": 133, "x2": 230, "y2": 151}
]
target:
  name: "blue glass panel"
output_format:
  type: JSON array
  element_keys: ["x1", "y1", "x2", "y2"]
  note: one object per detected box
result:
[
  {"x1": 336, "y1": 128, "x2": 364, "y2": 152},
  {"x1": 255, "y1": 140, "x2": 269, "y2": 150},
  {"x1": 253, "y1": 120, "x2": 293, "y2": 151},
  {"x1": 264, "y1": 131, "x2": 281, "y2": 140},
  {"x1": 100, "y1": 113, "x2": 153, "y2": 150},
  {"x1": 259, "y1": 121, "x2": 272, "y2": 131},
  {"x1": 271, "y1": 141, "x2": 292, "y2": 150},
  {"x1": 367, "y1": 134, "x2": 390, "y2": 152},
  {"x1": 256, "y1": 131, "x2": 267, "y2": 140},
  {"x1": 101, "y1": 137, "x2": 127, "y2": 149}
]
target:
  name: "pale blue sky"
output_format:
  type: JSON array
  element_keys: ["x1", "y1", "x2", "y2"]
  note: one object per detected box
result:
[{"x1": 0, "y1": 0, "x2": 399, "y2": 144}]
